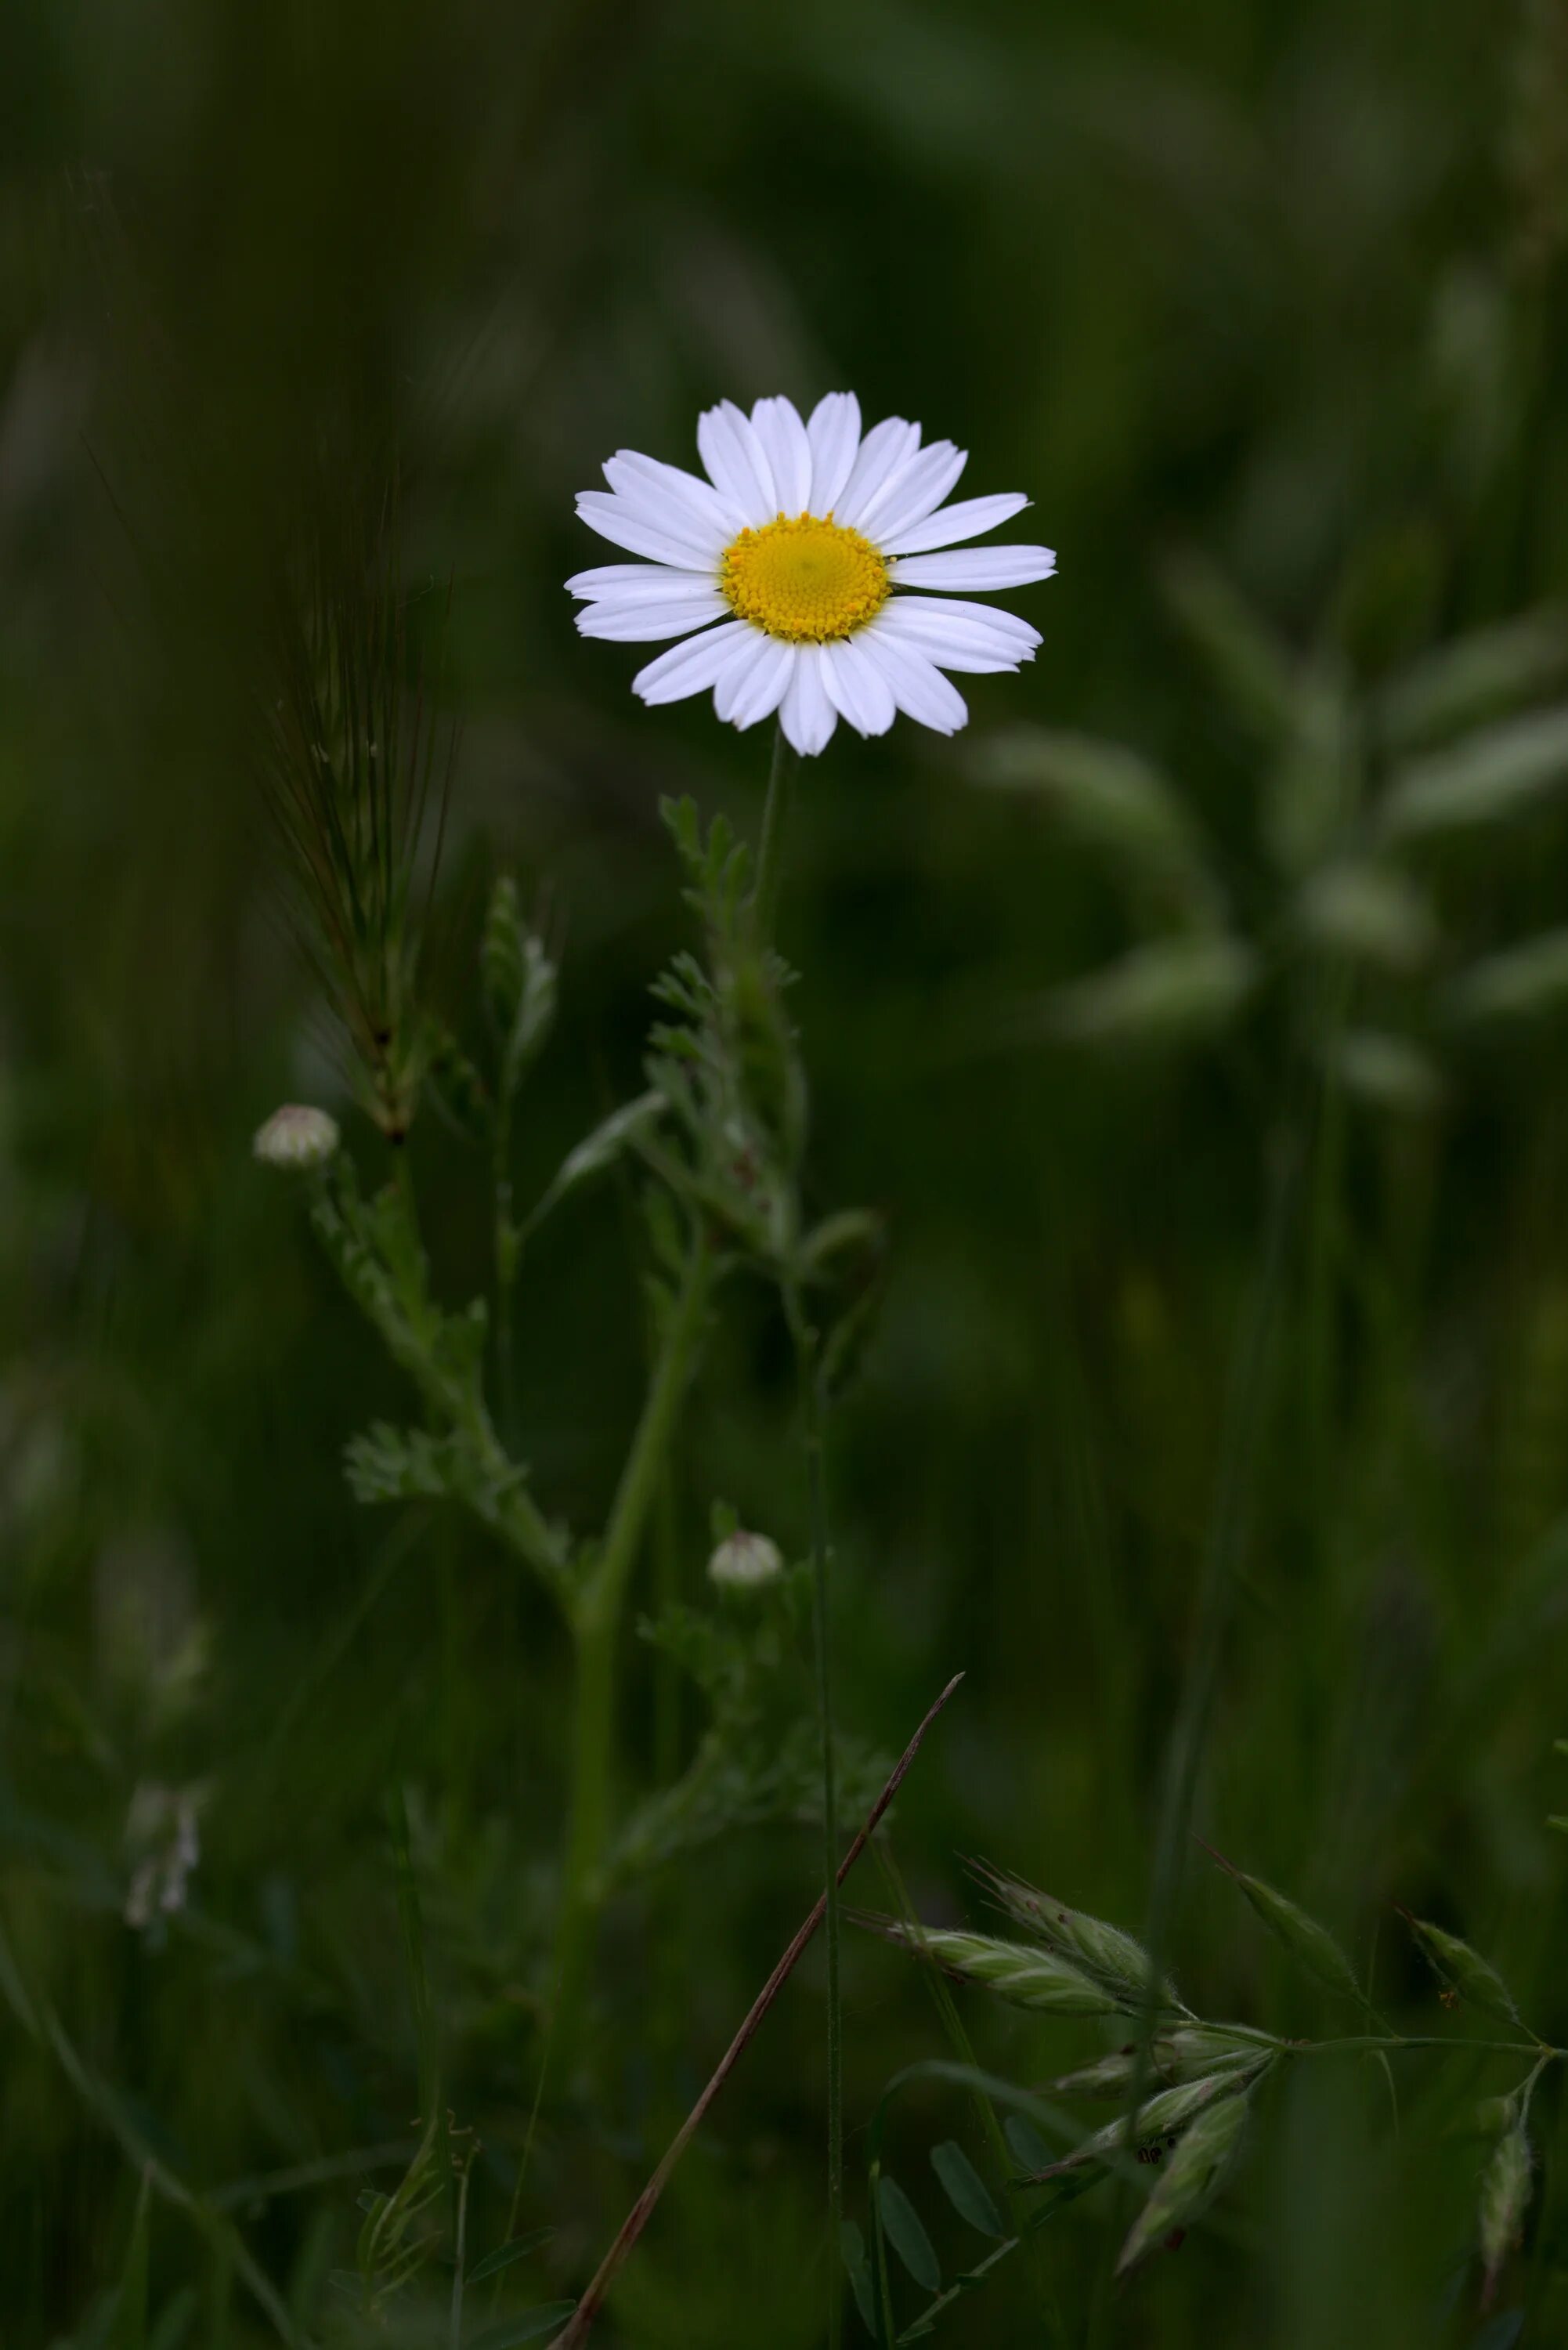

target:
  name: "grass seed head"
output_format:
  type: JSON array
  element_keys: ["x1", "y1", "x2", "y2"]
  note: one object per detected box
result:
[
  {"x1": 974, "y1": 1864, "x2": 1182, "y2": 2012},
  {"x1": 1115, "y1": 2080, "x2": 1254, "y2": 2275},
  {"x1": 868, "y1": 1920, "x2": 1122, "y2": 2015},
  {"x1": 1479, "y1": 2126, "x2": 1533, "y2": 2305}
]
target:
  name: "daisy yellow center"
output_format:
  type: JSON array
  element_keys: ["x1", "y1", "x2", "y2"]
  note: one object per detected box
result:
[{"x1": 720, "y1": 512, "x2": 889, "y2": 643}]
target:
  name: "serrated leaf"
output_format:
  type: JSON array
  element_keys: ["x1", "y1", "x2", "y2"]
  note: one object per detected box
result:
[
  {"x1": 1381, "y1": 707, "x2": 1568, "y2": 838},
  {"x1": 468, "y1": 2228, "x2": 552, "y2": 2283},
  {"x1": 1115, "y1": 2081, "x2": 1252, "y2": 2273},
  {"x1": 840, "y1": 2220, "x2": 878, "y2": 2338},
  {"x1": 878, "y1": 2175, "x2": 940, "y2": 2294},
  {"x1": 930, "y1": 2142, "x2": 1006, "y2": 2239},
  {"x1": 1404, "y1": 1917, "x2": 1523, "y2": 2026},
  {"x1": 466, "y1": 2305, "x2": 578, "y2": 2349}
]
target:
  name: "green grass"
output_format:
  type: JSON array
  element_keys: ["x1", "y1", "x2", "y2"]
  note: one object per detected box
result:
[{"x1": 5, "y1": 0, "x2": 1568, "y2": 2342}]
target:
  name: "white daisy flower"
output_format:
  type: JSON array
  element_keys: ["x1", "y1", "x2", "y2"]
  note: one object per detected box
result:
[{"x1": 568, "y1": 394, "x2": 1056, "y2": 757}]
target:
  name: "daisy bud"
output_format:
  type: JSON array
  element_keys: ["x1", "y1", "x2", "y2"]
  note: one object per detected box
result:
[
  {"x1": 252, "y1": 1104, "x2": 341, "y2": 1171},
  {"x1": 707, "y1": 1528, "x2": 784, "y2": 1592}
]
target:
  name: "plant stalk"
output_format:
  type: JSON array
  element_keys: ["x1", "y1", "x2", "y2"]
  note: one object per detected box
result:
[
  {"x1": 552, "y1": 1237, "x2": 714, "y2": 2050},
  {"x1": 545, "y1": 1673, "x2": 965, "y2": 2350},
  {"x1": 752, "y1": 721, "x2": 796, "y2": 940},
  {"x1": 786, "y1": 1285, "x2": 844, "y2": 2348}
]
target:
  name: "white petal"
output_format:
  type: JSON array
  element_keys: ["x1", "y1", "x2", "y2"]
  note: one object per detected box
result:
[
  {"x1": 576, "y1": 595, "x2": 729, "y2": 642},
  {"x1": 568, "y1": 563, "x2": 718, "y2": 603},
  {"x1": 876, "y1": 596, "x2": 1041, "y2": 671},
  {"x1": 714, "y1": 629, "x2": 774, "y2": 721},
  {"x1": 728, "y1": 638, "x2": 794, "y2": 729},
  {"x1": 697, "y1": 400, "x2": 777, "y2": 525},
  {"x1": 633, "y1": 620, "x2": 755, "y2": 705},
  {"x1": 858, "y1": 631, "x2": 970, "y2": 734},
  {"x1": 820, "y1": 636, "x2": 897, "y2": 737},
  {"x1": 598, "y1": 461, "x2": 729, "y2": 558},
  {"x1": 750, "y1": 396, "x2": 813, "y2": 515},
  {"x1": 890, "y1": 546, "x2": 1057, "y2": 591},
  {"x1": 858, "y1": 441, "x2": 966, "y2": 544},
  {"x1": 576, "y1": 494, "x2": 721, "y2": 569},
  {"x1": 806, "y1": 392, "x2": 862, "y2": 515},
  {"x1": 779, "y1": 647, "x2": 839, "y2": 756},
  {"x1": 835, "y1": 418, "x2": 921, "y2": 530},
  {"x1": 605, "y1": 450, "x2": 741, "y2": 538},
  {"x1": 887, "y1": 594, "x2": 1042, "y2": 651},
  {"x1": 883, "y1": 492, "x2": 1031, "y2": 555}
]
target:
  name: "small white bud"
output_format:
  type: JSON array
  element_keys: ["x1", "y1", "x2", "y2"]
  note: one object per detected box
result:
[
  {"x1": 253, "y1": 1104, "x2": 340, "y2": 1170},
  {"x1": 124, "y1": 1782, "x2": 203, "y2": 1931},
  {"x1": 707, "y1": 1528, "x2": 783, "y2": 1591}
]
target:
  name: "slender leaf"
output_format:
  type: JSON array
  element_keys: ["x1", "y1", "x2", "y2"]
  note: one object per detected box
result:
[
  {"x1": 1003, "y1": 2115, "x2": 1054, "y2": 2173},
  {"x1": 840, "y1": 2220, "x2": 879, "y2": 2340},
  {"x1": 929, "y1": 2142, "x2": 1006, "y2": 2239},
  {"x1": 466, "y1": 2305, "x2": 578, "y2": 2350},
  {"x1": 1382, "y1": 707, "x2": 1568, "y2": 838},
  {"x1": 468, "y1": 2228, "x2": 552, "y2": 2284},
  {"x1": 878, "y1": 2174, "x2": 941, "y2": 2294}
]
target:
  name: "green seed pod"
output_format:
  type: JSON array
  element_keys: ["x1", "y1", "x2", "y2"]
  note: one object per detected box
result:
[
  {"x1": 879, "y1": 1923, "x2": 1121, "y2": 2016},
  {"x1": 1204, "y1": 1846, "x2": 1362, "y2": 2006},
  {"x1": 1479, "y1": 2127, "x2": 1532, "y2": 2303},
  {"x1": 1116, "y1": 2081, "x2": 1254, "y2": 2274},
  {"x1": 1404, "y1": 1916, "x2": 1523, "y2": 2027},
  {"x1": 1046, "y1": 2049, "x2": 1140, "y2": 2099},
  {"x1": 978, "y1": 1868, "x2": 1181, "y2": 2012},
  {"x1": 1152, "y1": 2025, "x2": 1276, "y2": 2081},
  {"x1": 1029, "y1": 2073, "x2": 1249, "y2": 2181}
]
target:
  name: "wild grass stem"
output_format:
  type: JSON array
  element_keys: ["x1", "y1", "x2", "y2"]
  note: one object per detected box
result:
[
  {"x1": 552, "y1": 1235, "x2": 714, "y2": 2052},
  {"x1": 786, "y1": 1283, "x2": 845, "y2": 2346}
]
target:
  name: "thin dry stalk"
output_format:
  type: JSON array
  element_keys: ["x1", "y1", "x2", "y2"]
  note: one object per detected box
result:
[{"x1": 545, "y1": 1672, "x2": 966, "y2": 2350}]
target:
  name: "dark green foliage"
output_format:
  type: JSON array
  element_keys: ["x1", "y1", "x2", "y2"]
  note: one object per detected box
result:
[{"x1": 8, "y1": 0, "x2": 1568, "y2": 2342}]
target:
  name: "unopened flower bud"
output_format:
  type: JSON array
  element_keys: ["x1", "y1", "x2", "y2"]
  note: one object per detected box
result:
[
  {"x1": 253, "y1": 1104, "x2": 340, "y2": 1170},
  {"x1": 707, "y1": 1528, "x2": 783, "y2": 1591}
]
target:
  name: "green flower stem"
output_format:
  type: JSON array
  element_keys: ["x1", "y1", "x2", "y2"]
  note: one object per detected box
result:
[
  {"x1": 1289, "y1": 2034, "x2": 1563, "y2": 2059},
  {"x1": 553, "y1": 1236, "x2": 715, "y2": 2048},
  {"x1": 785, "y1": 1282, "x2": 844, "y2": 2350},
  {"x1": 751, "y1": 721, "x2": 796, "y2": 940}
]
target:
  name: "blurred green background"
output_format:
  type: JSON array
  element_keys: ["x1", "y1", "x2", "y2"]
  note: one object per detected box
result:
[{"x1": 5, "y1": 0, "x2": 1568, "y2": 2343}]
